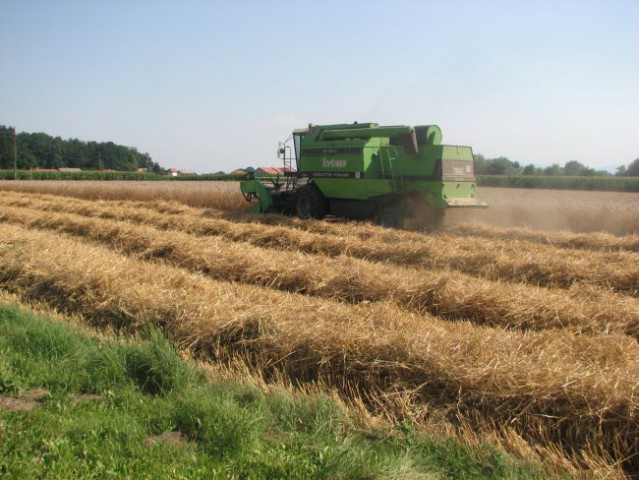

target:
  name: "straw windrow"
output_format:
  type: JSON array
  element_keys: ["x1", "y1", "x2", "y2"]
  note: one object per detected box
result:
[
  {"x1": 224, "y1": 210, "x2": 639, "y2": 252},
  {"x1": 1, "y1": 204, "x2": 638, "y2": 337},
  {"x1": 3, "y1": 191, "x2": 638, "y2": 296}
]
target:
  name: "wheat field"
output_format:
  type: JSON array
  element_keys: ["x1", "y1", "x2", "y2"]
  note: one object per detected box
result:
[{"x1": 1, "y1": 182, "x2": 638, "y2": 477}]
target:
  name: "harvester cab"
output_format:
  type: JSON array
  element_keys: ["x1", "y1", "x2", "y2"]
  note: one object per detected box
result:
[{"x1": 239, "y1": 122, "x2": 487, "y2": 229}]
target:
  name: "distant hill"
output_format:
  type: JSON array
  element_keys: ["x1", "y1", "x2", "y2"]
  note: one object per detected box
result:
[{"x1": 0, "y1": 125, "x2": 163, "y2": 173}]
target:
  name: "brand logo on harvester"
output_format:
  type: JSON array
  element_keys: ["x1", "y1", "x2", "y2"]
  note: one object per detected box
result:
[{"x1": 322, "y1": 159, "x2": 347, "y2": 168}]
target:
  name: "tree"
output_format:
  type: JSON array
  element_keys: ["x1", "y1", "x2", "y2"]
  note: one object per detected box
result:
[
  {"x1": 482, "y1": 157, "x2": 521, "y2": 175},
  {"x1": 0, "y1": 125, "x2": 15, "y2": 169},
  {"x1": 26, "y1": 133, "x2": 56, "y2": 168},
  {"x1": 522, "y1": 164, "x2": 537, "y2": 176},
  {"x1": 473, "y1": 154, "x2": 486, "y2": 173},
  {"x1": 0, "y1": 124, "x2": 164, "y2": 172},
  {"x1": 563, "y1": 160, "x2": 594, "y2": 176},
  {"x1": 543, "y1": 164, "x2": 563, "y2": 176},
  {"x1": 625, "y1": 158, "x2": 639, "y2": 176},
  {"x1": 52, "y1": 137, "x2": 64, "y2": 168},
  {"x1": 17, "y1": 142, "x2": 38, "y2": 169},
  {"x1": 472, "y1": 155, "x2": 523, "y2": 175}
]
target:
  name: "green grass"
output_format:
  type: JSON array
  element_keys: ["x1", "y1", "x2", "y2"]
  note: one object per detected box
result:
[
  {"x1": 477, "y1": 174, "x2": 639, "y2": 192},
  {"x1": 0, "y1": 304, "x2": 552, "y2": 479},
  {"x1": 0, "y1": 170, "x2": 244, "y2": 181}
]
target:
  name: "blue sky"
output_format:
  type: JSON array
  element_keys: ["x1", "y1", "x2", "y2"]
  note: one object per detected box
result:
[{"x1": 1, "y1": 0, "x2": 638, "y2": 173}]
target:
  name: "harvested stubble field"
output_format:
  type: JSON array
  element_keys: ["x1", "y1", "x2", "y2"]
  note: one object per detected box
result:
[{"x1": 1, "y1": 183, "x2": 639, "y2": 478}]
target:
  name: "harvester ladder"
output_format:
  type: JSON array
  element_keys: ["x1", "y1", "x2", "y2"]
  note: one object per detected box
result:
[
  {"x1": 382, "y1": 147, "x2": 405, "y2": 193},
  {"x1": 282, "y1": 146, "x2": 295, "y2": 190}
]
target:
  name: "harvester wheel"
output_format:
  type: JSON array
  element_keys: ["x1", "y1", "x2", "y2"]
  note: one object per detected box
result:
[
  {"x1": 241, "y1": 171, "x2": 255, "y2": 181},
  {"x1": 377, "y1": 206, "x2": 404, "y2": 229},
  {"x1": 242, "y1": 190, "x2": 259, "y2": 203},
  {"x1": 240, "y1": 172, "x2": 259, "y2": 203},
  {"x1": 296, "y1": 184, "x2": 328, "y2": 219}
]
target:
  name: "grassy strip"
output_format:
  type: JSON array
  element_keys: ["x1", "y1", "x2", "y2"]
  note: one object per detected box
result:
[
  {"x1": 1, "y1": 204, "x2": 637, "y2": 334},
  {"x1": 477, "y1": 175, "x2": 639, "y2": 192},
  {"x1": 0, "y1": 304, "x2": 548, "y2": 479},
  {"x1": 2, "y1": 170, "x2": 637, "y2": 192},
  {"x1": 0, "y1": 223, "x2": 636, "y2": 475},
  {"x1": 0, "y1": 170, "x2": 244, "y2": 181}
]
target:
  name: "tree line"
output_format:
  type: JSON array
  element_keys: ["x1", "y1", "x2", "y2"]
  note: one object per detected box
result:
[
  {"x1": 0, "y1": 125, "x2": 163, "y2": 173},
  {"x1": 3, "y1": 124, "x2": 637, "y2": 177},
  {"x1": 474, "y1": 154, "x2": 639, "y2": 177}
]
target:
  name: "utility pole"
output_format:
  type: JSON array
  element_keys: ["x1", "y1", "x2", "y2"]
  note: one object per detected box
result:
[{"x1": 13, "y1": 126, "x2": 17, "y2": 180}]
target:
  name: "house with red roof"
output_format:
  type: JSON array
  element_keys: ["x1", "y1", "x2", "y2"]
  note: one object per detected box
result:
[{"x1": 255, "y1": 167, "x2": 295, "y2": 175}]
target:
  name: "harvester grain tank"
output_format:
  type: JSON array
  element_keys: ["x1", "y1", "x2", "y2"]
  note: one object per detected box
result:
[{"x1": 240, "y1": 122, "x2": 487, "y2": 229}]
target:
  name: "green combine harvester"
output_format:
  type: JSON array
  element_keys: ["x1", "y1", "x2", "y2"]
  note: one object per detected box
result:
[{"x1": 240, "y1": 122, "x2": 487, "y2": 229}]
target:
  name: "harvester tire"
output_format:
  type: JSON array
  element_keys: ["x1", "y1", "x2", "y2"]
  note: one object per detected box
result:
[
  {"x1": 240, "y1": 171, "x2": 258, "y2": 203},
  {"x1": 296, "y1": 184, "x2": 328, "y2": 219},
  {"x1": 377, "y1": 206, "x2": 404, "y2": 229}
]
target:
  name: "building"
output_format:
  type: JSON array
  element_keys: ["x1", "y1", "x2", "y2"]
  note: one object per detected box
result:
[
  {"x1": 167, "y1": 168, "x2": 197, "y2": 177},
  {"x1": 255, "y1": 167, "x2": 295, "y2": 175}
]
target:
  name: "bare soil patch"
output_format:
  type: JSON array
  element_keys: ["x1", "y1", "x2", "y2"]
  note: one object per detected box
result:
[{"x1": 0, "y1": 388, "x2": 50, "y2": 412}]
